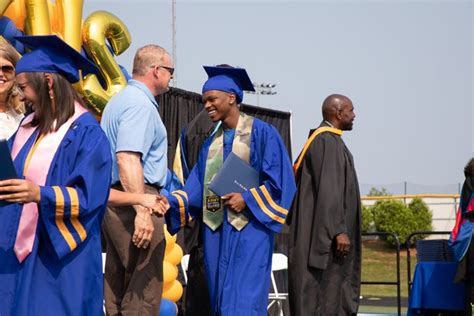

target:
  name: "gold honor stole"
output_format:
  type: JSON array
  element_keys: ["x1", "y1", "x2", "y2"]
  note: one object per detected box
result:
[
  {"x1": 293, "y1": 126, "x2": 343, "y2": 175},
  {"x1": 202, "y1": 113, "x2": 254, "y2": 231},
  {"x1": 11, "y1": 103, "x2": 88, "y2": 261}
]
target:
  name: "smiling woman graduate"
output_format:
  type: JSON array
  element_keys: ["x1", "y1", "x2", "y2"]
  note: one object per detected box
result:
[{"x1": 0, "y1": 35, "x2": 112, "y2": 316}]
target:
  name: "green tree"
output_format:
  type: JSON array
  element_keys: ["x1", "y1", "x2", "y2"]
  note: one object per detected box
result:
[
  {"x1": 367, "y1": 187, "x2": 391, "y2": 197},
  {"x1": 361, "y1": 204, "x2": 374, "y2": 232},
  {"x1": 370, "y1": 198, "x2": 433, "y2": 246},
  {"x1": 372, "y1": 200, "x2": 411, "y2": 246},
  {"x1": 408, "y1": 198, "x2": 433, "y2": 240}
]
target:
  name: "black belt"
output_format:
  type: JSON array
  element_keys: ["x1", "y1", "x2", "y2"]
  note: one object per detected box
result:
[
  {"x1": 146, "y1": 183, "x2": 163, "y2": 192},
  {"x1": 112, "y1": 182, "x2": 163, "y2": 192}
]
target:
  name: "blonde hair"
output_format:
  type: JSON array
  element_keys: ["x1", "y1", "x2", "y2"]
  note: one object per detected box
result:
[
  {"x1": 132, "y1": 44, "x2": 169, "y2": 76},
  {"x1": 0, "y1": 41, "x2": 24, "y2": 114}
]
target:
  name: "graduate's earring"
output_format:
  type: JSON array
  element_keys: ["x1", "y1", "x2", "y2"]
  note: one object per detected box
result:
[
  {"x1": 49, "y1": 88, "x2": 57, "y2": 113},
  {"x1": 43, "y1": 73, "x2": 54, "y2": 100}
]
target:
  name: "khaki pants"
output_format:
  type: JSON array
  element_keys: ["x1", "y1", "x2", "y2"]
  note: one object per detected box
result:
[{"x1": 102, "y1": 185, "x2": 166, "y2": 316}]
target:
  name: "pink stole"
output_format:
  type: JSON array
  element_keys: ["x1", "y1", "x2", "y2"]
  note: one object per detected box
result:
[{"x1": 11, "y1": 102, "x2": 87, "y2": 263}]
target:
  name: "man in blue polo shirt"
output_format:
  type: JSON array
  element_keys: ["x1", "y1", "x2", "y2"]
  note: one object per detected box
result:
[{"x1": 100, "y1": 44, "x2": 173, "y2": 316}]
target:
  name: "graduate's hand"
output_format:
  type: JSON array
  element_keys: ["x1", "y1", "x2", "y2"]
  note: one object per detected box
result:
[
  {"x1": 335, "y1": 233, "x2": 351, "y2": 259},
  {"x1": 0, "y1": 179, "x2": 41, "y2": 203},
  {"x1": 133, "y1": 206, "x2": 154, "y2": 249},
  {"x1": 222, "y1": 192, "x2": 246, "y2": 213},
  {"x1": 140, "y1": 194, "x2": 169, "y2": 215},
  {"x1": 140, "y1": 193, "x2": 160, "y2": 209},
  {"x1": 151, "y1": 195, "x2": 170, "y2": 216}
]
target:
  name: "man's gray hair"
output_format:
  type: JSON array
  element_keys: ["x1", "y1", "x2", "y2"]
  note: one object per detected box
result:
[{"x1": 132, "y1": 45, "x2": 169, "y2": 76}]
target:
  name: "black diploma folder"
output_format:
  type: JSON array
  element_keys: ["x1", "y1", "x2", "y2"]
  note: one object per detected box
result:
[
  {"x1": 208, "y1": 152, "x2": 260, "y2": 197},
  {"x1": 0, "y1": 140, "x2": 18, "y2": 206}
]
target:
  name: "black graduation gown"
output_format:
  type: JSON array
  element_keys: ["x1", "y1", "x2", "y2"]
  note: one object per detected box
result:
[{"x1": 288, "y1": 122, "x2": 362, "y2": 316}]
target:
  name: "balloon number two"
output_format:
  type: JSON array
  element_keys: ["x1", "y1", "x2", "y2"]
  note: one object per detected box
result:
[{"x1": 78, "y1": 10, "x2": 131, "y2": 113}]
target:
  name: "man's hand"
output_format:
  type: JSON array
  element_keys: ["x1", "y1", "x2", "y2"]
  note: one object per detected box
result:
[
  {"x1": 0, "y1": 179, "x2": 41, "y2": 203},
  {"x1": 152, "y1": 195, "x2": 170, "y2": 215},
  {"x1": 141, "y1": 194, "x2": 170, "y2": 215},
  {"x1": 335, "y1": 233, "x2": 351, "y2": 259},
  {"x1": 133, "y1": 206, "x2": 154, "y2": 249},
  {"x1": 222, "y1": 192, "x2": 246, "y2": 212}
]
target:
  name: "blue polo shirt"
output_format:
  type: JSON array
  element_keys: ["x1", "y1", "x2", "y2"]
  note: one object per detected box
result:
[{"x1": 100, "y1": 79, "x2": 167, "y2": 186}]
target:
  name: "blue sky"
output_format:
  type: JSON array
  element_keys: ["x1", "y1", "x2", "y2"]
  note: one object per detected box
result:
[{"x1": 84, "y1": 0, "x2": 473, "y2": 192}]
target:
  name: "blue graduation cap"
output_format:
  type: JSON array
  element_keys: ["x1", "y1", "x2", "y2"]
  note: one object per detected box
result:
[
  {"x1": 14, "y1": 35, "x2": 99, "y2": 83},
  {"x1": 202, "y1": 65, "x2": 255, "y2": 104}
]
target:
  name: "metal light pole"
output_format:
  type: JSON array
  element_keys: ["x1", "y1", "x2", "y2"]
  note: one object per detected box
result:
[
  {"x1": 245, "y1": 82, "x2": 277, "y2": 106},
  {"x1": 171, "y1": 0, "x2": 177, "y2": 87}
]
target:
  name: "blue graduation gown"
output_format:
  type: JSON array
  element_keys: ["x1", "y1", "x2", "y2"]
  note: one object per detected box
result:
[
  {"x1": 166, "y1": 118, "x2": 296, "y2": 315},
  {"x1": 0, "y1": 112, "x2": 112, "y2": 316}
]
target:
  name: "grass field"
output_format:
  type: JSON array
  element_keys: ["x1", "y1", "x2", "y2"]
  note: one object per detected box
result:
[
  {"x1": 361, "y1": 239, "x2": 415, "y2": 298},
  {"x1": 360, "y1": 239, "x2": 412, "y2": 314}
]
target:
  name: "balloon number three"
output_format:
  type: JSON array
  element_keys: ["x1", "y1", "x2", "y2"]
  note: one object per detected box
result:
[{"x1": 0, "y1": 0, "x2": 131, "y2": 113}]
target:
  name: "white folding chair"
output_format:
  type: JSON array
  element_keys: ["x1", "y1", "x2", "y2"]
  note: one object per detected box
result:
[
  {"x1": 268, "y1": 253, "x2": 288, "y2": 314},
  {"x1": 181, "y1": 254, "x2": 190, "y2": 284},
  {"x1": 102, "y1": 252, "x2": 106, "y2": 274},
  {"x1": 102, "y1": 252, "x2": 106, "y2": 314}
]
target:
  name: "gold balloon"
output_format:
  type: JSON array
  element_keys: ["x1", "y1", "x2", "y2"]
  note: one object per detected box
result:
[
  {"x1": 165, "y1": 245, "x2": 183, "y2": 266},
  {"x1": 0, "y1": 0, "x2": 13, "y2": 15},
  {"x1": 79, "y1": 10, "x2": 131, "y2": 112},
  {"x1": 165, "y1": 243, "x2": 174, "y2": 255},
  {"x1": 164, "y1": 226, "x2": 177, "y2": 246},
  {"x1": 162, "y1": 224, "x2": 184, "y2": 302},
  {"x1": 47, "y1": 0, "x2": 63, "y2": 38},
  {"x1": 162, "y1": 280, "x2": 183, "y2": 302},
  {"x1": 163, "y1": 261, "x2": 178, "y2": 285},
  {"x1": 4, "y1": 0, "x2": 26, "y2": 31},
  {"x1": 59, "y1": 0, "x2": 83, "y2": 51},
  {"x1": 2, "y1": 1, "x2": 80, "y2": 45},
  {"x1": 165, "y1": 240, "x2": 177, "y2": 256},
  {"x1": 24, "y1": 0, "x2": 51, "y2": 35}
]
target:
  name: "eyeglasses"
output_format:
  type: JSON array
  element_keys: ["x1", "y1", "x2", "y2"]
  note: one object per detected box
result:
[
  {"x1": 159, "y1": 65, "x2": 174, "y2": 76},
  {"x1": 0, "y1": 65, "x2": 14, "y2": 76},
  {"x1": 152, "y1": 65, "x2": 174, "y2": 76}
]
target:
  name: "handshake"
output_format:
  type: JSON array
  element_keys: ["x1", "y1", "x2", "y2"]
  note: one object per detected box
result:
[
  {"x1": 140, "y1": 193, "x2": 170, "y2": 216},
  {"x1": 131, "y1": 193, "x2": 170, "y2": 249}
]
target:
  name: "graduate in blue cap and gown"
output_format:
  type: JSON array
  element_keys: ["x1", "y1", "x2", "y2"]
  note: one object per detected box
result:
[
  {"x1": 0, "y1": 35, "x2": 112, "y2": 316},
  {"x1": 164, "y1": 65, "x2": 296, "y2": 315}
]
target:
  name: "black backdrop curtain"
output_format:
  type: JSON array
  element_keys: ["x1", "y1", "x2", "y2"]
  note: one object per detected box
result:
[{"x1": 156, "y1": 87, "x2": 291, "y2": 315}]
